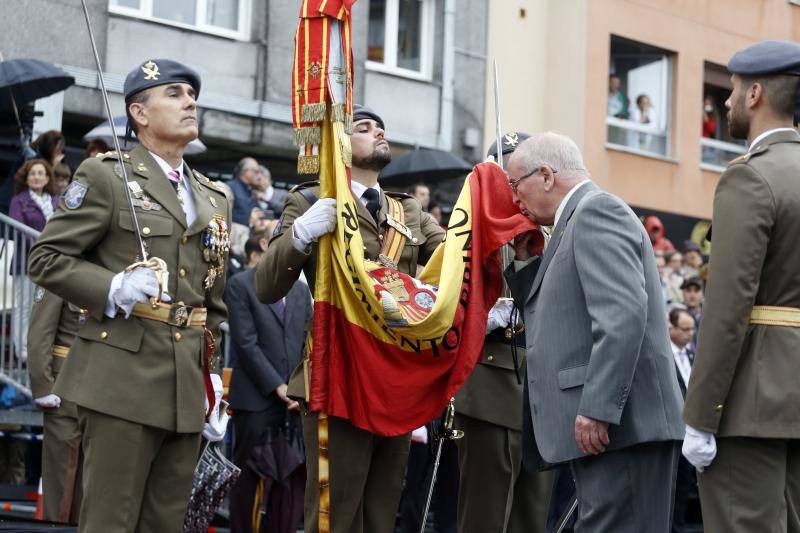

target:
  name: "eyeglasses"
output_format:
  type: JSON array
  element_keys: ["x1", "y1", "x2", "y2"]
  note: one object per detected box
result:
[{"x1": 507, "y1": 165, "x2": 558, "y2": 193}]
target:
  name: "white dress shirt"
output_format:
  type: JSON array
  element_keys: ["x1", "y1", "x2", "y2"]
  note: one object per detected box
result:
[
  {"x1": 148, "y1": 151, "x2": 197, "y2": 226},
  {"x1": 749, "y1": 127, "x2": 797, "y2": 151},
  {"x1": 349, "y1": 180, "x2": 382, "y2": 206},
  {"x1": 671, "y1": 341, "x2": 692, "y2": 388}
]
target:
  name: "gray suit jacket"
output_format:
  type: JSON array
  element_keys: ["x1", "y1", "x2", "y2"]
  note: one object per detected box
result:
[{"x1": 506, "y1": 181, "x2": 684, "y2": 465}]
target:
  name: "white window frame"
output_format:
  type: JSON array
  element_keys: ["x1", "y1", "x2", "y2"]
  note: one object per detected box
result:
[
  {"x1": 108, "y1": 0, "x2": 251, "y2": 41},
  {"x1": 366, "y1": 0, "x2": 436, "y2": 81}
]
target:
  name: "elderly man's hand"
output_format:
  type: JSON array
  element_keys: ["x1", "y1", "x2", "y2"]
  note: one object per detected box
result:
[
  {"x1": 575, "y1": 414, "x2": 610, "y2": 455},
  {"x1": 513, "y1": 230, "x2": 545, "y2": 261}
]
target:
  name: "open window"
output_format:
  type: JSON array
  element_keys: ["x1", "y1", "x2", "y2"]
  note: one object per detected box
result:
[
  {"x1": 606, "y1": 36, "x2": 673, "y2": 158},
  {"x1": 700, "y1": 62, "x2": 747, "y2": 171}
]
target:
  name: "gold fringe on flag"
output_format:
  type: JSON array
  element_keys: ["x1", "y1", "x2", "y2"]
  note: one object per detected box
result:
[
  {"x1": 302, "y1": 102, "x2": 328, "y2": 123},
  {"x1": 298, "y1": 154, "x2": 320, "y2": 174},
  {"x1": 293, "y1": 127, "x2": 322, "y2": 147}
]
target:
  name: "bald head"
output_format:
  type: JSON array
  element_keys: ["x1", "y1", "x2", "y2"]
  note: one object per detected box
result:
[{"x1": 507, "y1": 132, "x2": 591, "y2": 225}]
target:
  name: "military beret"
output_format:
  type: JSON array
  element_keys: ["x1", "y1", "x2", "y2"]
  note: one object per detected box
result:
[
  {"x1": 353, "y1": 104, "x2": 385, "y2": 130},
  {"x1": 486, "y1": 131, "x2": 531, "y2": 159},
  {"x1": 123, "y1": 59, "x2": 201, "y2": 100},
  {"x1": 728, "y1": 40, "x2": 800, "y2": 77}
]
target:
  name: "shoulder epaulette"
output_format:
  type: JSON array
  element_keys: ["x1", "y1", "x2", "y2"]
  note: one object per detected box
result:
[
  {"x1": 193, "y1": 170, "x2": 224, "y2": 191},
  {"x1": 96, "y1": 150, "x2": 130, "y2": 161},
  {"x1": 728, "y1": 144, "x2": 770, "y2": 167},
  {"x1": 289, "y1": 180, "x2": 320, "y2": 193}
]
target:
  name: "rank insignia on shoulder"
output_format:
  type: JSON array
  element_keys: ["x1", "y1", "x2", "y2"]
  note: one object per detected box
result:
[
  {"x1": 34, "y1": 286, "x2": 44, "y2": 303},
  {"x1": 64, "y1": 181, "x2": 87, "y2": 209}
]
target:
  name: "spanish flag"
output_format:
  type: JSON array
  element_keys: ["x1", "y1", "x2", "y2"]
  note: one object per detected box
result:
[{"x1": 311, "y1": 115, "x2": 535, "y2": 437}]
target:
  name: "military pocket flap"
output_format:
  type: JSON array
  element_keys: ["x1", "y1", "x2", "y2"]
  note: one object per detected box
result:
[
  {"x1": 77, "y1": 316, "x2": 145, "y2": 353},
  {"x1": 119, "y1": 209, "x2": 173, "y2": 236},
  {"x1": 558, "y1": 364, "x2": 588, "y2": 390}
]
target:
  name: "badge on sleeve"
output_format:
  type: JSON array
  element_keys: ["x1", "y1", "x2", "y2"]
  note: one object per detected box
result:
[{"x1": 64, "y1": 181, "x2": 88, "y2": 210}]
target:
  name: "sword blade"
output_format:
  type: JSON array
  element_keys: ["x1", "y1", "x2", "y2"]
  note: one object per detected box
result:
[
  {"x1": 493, "y1": 59, "x2": 512, "y2": 295},
  {"x1": 78, "y1": 0, "x2": 148, "y2": 262},
  {"x1": 554, "y1": 494, "x2": 578, "y2": 533},
  {"x1": 418, "y1": 436, "x2": 445, "y2": 533}
]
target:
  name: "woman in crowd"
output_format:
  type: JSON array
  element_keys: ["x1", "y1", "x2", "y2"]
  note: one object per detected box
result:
[{"x1": 8, "y1": 159, "x2": 59, "y2": 360}]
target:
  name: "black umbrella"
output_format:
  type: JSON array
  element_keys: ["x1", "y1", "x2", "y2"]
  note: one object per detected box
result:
[
  {"x1": 0, "y1": 58, "x2": 75, "y2": 109},
  {"x1": 379, "y1": 148, "x2": 473, "y2": 186}
]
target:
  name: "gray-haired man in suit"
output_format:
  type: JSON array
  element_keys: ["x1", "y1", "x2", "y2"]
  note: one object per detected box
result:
[{"x1": 504, "y1": 132, "x2": 684, "y2": 532}]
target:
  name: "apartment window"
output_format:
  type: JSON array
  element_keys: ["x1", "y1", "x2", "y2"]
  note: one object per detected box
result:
[
  {"x1": 606, "y1": 36, "x2": 673, "y2": 158},
  {"x1": 700, "y1": 62, "x2": 747, "y2": 171},
  {"x1": 367, "y1": 0, "x2": 435, "y2": 80},
  {"x1": 109, "y1": 0, "x2": 249, "y2": 40}
]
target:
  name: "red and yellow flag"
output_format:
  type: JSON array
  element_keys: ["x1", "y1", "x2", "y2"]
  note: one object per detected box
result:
[{"x1": 311, "y1": 116, "x2": 535, "y2": 437}]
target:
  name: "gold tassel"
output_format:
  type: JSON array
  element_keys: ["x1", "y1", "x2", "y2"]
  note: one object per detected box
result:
[
  {"x1": 302, "y1": 102, "x2": 327, "y2": 123},
  {"x1": 330, "y1": 102, "x2": 346, "y2": 122},
  {"x1": 294, "y1": 127, "x2": 321, "y2": 147},
  {"x1": 298, "y1": 154, "x2": 320, "y2": 174},
  {"x1": 344, "y1": 114, "x2": 353, "y2": 134}
]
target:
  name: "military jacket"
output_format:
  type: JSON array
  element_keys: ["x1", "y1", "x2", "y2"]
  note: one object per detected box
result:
[
  {"x1": 684, "y1": 129, "x2": 800, "y2": 438},
  {"x1": 28, "y1": 144, "x2": 230, "y2": 433},
  {"x1": 254, "y1": 183, "x2": 445, "y2": 399},
  {"x1": 27, "y1": 288, "x2": 82, "y2": 399}
]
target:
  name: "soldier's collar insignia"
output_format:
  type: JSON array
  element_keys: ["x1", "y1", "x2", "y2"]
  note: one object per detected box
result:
[
  {"x1": 64, "y1": 181, "x2": 87, "y2": 210},
  {"x1": 504, "y1": 133, "x2": 519, "y2": 147},
  {"x1": 142, "y1": 60, "x2": 160, "y2": 80}
]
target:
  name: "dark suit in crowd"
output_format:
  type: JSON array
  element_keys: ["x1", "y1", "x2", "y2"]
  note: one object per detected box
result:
[{"x1": 225, "y1": 269, "x2": 313, "y2": 532}]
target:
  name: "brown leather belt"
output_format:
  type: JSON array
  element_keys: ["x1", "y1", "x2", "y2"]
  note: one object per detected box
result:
[
  {"x1": 52, "y1": 345, "x2": 70, "y2": 358},
  {"x1": 750, "y1": 305, "x2": 800, "y2": 327},
  {"x1": 131, "y1": 302, "x2": 207, "y2": 328}
]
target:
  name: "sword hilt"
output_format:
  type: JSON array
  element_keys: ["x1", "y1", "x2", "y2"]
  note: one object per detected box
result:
[{"x1": 126, "y1": 256, "x2": 170, "y2": 307}]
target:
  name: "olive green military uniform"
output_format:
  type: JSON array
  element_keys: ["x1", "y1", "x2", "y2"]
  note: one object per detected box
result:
[
  {"x1": 28, "y1": 288, "x2": 85, "y2": 523},
  {"x1": 254, "y1": 183, "x2": 444, "y2": 533},
  {"x1": 454, "y1": 333, "x2": 553, "y2": 533},
  {"x1": 28, "y1": 144, "x2": 229, "y2": 533},
  {"x1": 684, "y1": 130, "x2": 800, "y2": 532}
]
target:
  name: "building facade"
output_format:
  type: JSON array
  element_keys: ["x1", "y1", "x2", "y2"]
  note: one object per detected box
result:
[
  {"x1": 485, "y1": 0, "x2": 800, "y2": 245},
  {"x1": 0, "y1": 0, "x2": 488, "y2": 186}
]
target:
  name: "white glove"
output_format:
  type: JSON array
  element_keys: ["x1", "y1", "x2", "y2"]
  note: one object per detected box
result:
[
  {"x1": 291, "y1": 198, "x2": 337, "y2": 251},
  {"x1": 202, "y1": 374, "x2": 229, "y2": 442},
  {"x1": 486, "y1": 299, "x2": 515, "y2": 334},
  {"x1": 411, "y1": 426, "x2": 429, "y2": 444},
  {"x1": 105, "y1": 267, "x2": 171, "y2": 319},
  {"x1": 34, "y1": 394, "x2": 61, "y2": 410},
  {"x1": 682, "y1": 425, "x2": 717, "y2": 472}
]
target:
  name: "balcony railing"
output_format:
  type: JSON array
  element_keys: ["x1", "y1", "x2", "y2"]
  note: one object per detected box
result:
[
  {"x1": 606, "y1": 116, "x2": 669, "y2": 157},
  {"x1": 700, "y1": 137, "x2": 747, "y2": 172}
]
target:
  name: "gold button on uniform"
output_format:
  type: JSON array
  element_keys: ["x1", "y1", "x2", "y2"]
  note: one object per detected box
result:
[
  {"x1": 179, "y1": 268, "x2": 186, "y2": 278},
  {"x1": 181, "y1": 235, "x2": 188, "y2": 244},
  {"x1": 487, "y1": 354, "x2": 494, "y2": 362},
  {"x1": 714, "y1": 404, "x2": 723, "y2": 412},
  {"x1": 100, "y1": 331, "x2": 108, "y2": 339},
  {"x1": 142, "y1": 227, "x2": 151, "y2": 235},
  {"x1": 174, "y1": 332, "x2": 182, "y2": 342}
]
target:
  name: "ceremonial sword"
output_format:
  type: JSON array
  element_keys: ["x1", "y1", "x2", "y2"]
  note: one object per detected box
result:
[
  {"x1": 78, "y1": 0, "x2": 169, "y2": 297},
  {"x1": 418, "y1": 397, "x2": 463, "y2": 533}
]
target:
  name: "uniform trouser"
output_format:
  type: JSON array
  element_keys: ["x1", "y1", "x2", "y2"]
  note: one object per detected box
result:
[
  {"x1": 302, "y1": 410, "x2": 411, "y2": 533},
  {"x1": 698, "y1": 436, "x2": 800, "y2": 533},
  {"x1": 42, "y1": 399, "x2": 83, "y2": 523},
  {"x1": 77, "y1": 407, "x2": 201, "y2": 533},
  {"x1": 397, "y1": 439, "x2": 459, "y2": 533},
  {"x1": 570, "y1": 440, "x2": 679, "y2": 533},
  {"x1": 455, "y1": 413, "x2": 553, "y2": 533}
]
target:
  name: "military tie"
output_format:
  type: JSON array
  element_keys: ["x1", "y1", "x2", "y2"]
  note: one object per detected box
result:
[
  {"x1": 167, "y1": 170, "x2": 185, "y2": 207},
  {"x1": 362, "y1": 188, "x2": 381, "y2": 225}
]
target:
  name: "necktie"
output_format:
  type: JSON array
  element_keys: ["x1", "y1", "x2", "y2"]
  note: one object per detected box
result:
[
  {"x1": 362, "y1": 188, "x2": 381, "y2": 224},
  {"x1": 167, "y1": 170, "x2": 185, "y2": 207},
  {"x1": 274, "y1": 297, "x2": 285, "y2": 321}
]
